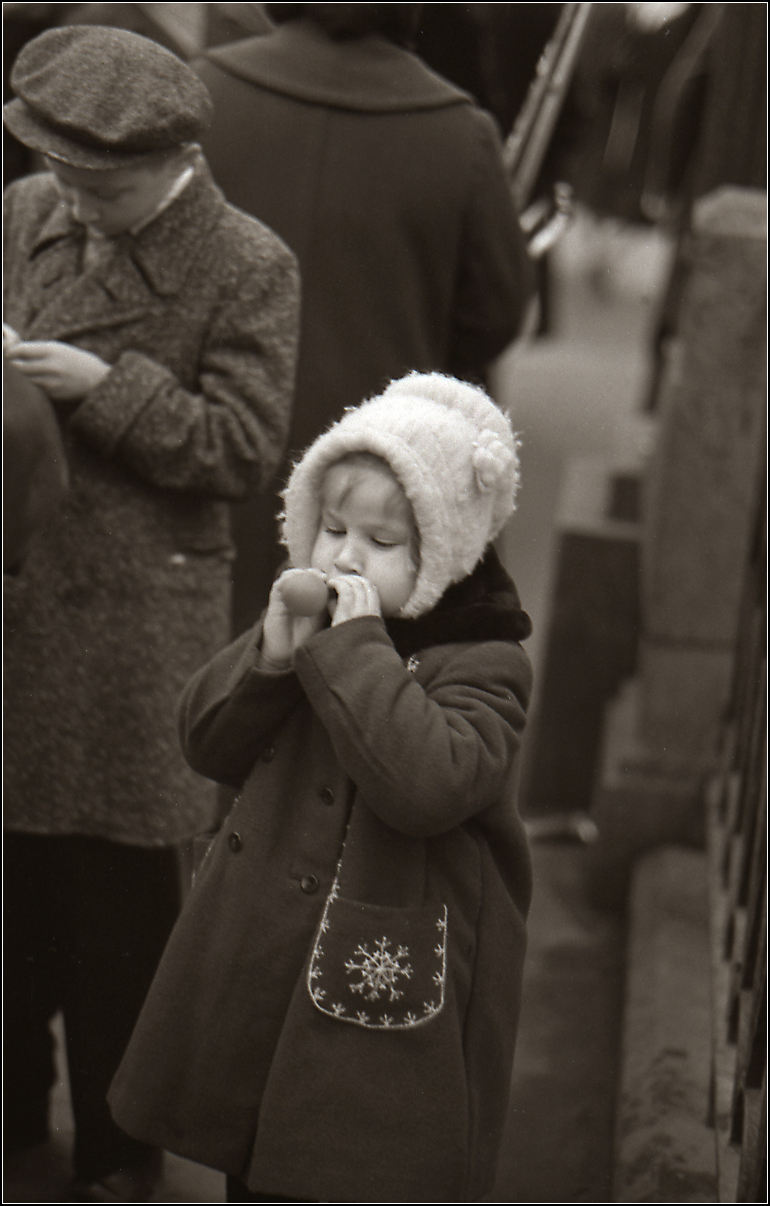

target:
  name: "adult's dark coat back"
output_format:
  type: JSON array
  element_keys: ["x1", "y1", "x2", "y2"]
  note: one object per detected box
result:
[{"x1": 194, "y1": 18, "x2": 534, "y2": 628}]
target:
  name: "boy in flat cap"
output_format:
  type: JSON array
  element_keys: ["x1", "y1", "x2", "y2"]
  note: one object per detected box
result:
[{"x1": 3, "y1": 24, "x2": 299, "y2": 1202}]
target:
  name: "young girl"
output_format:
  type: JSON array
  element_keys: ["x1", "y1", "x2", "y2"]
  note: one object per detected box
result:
[{"x1": 109, "y1": 372, "x2": 533, "y2": 1203}]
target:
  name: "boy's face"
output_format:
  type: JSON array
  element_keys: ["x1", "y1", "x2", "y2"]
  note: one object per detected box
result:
[
  {"x1": 44, "y1": 155, "x2": 185, "y2": 237},
  {"x1": 311, "y1": 460, "x2": 419, "y2": 618}
]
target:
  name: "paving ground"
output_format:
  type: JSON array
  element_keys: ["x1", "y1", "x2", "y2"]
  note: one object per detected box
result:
[
  {"x1": 4, "y1": 212, "x2": 671, "y2": 1204},
  {"x1": 489, "y1": 845, "x2": 626, "y2": 1204}
]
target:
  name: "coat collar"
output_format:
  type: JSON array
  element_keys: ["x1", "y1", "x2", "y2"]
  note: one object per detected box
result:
[
  {"x1": 385, "y1": 546, "x2": 532, "y2": 660},
  {"x1": 201, "y1": 19, "x2": 473, "y2": 113},
  {"x1": 29, "y1": 157, "x2": 224, "y2": 298}
]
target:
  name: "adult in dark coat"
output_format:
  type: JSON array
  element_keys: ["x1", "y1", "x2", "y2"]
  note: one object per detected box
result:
[
  {"x1": 193, "y1": 3, "x2": 535, "y2": 631},
  {"x1": 2, "y1": 26, "x2": 298, "y2": 1194}
]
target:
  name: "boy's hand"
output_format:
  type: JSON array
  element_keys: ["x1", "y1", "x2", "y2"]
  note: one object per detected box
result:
[
  {"x1": 3, "y1": 324, "x2": 20, "y2": 353},
  {"x1": 261, "y1": 569, "x2": 330, "y2": 669},
  {"x1": 6, "y1": 340, "x2": 110, "y2": 400},
  {"x1": 328, "y1": 574, "x2": 381, "y2": 626}
]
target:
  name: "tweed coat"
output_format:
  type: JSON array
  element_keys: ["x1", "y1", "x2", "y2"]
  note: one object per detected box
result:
[
  {"x1": 193, "y1": 19, "x2": 536, "y2": 628},
  {"x1": 3, "y1": 359, "x2": 68, "y2": 573},
  {"x1": 3, "y1": 160, "x2": 299, "y2": 845},
  {"x1": 109, "y1": 553, "x2": 533, "y2": 1202}
]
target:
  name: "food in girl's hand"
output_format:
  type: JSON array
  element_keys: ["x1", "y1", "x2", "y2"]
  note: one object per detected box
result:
[{"x1": 279, "y1": 569, "x2": 331, "y2": 615}]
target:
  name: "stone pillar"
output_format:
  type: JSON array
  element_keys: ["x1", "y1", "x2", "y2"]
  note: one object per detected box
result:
[
  {"x1": 639, "y1": 187, "x2": 767, "y2": 768},
  {"x1": 587, "y1": 188, "x2": 766, "y2": 907}
]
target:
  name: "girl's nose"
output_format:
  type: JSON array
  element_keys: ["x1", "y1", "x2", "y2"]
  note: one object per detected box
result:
[{"x1": 335, "y1": 536, "x2": 363, "y2": 575}]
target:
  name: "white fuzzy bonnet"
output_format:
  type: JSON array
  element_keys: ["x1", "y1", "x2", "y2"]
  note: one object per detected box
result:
[{"x1": 281, "y1": 371, "x2": 521, "y2": 618}]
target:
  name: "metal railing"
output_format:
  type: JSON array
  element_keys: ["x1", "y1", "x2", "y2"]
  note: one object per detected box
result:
[{"x1": 705, "y1": 448, "x2": 767, "y2": 1203}]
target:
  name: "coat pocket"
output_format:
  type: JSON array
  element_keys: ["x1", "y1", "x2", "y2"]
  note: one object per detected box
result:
[{"x1": 306, "y1": 877, "x2": 448, "y2": 1030}]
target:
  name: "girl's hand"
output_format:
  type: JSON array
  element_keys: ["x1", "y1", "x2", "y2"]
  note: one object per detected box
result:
[
  {"x1": 327, "y1": 573, "x2": 381, "y2": 626},
  {"x1": 261, "y1": 569, "x2": 330, "y2": 668},
  {"x1": 6, "y1": 340, "x2": 110, "y2": 400}
]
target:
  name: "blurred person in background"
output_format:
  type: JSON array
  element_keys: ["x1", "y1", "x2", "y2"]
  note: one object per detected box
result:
[{"x1": 60, "y1": 2, "x2": 273, "y2": 57}]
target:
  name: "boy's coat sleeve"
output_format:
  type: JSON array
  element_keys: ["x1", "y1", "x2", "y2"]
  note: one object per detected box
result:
[
  {"x1": 69, "y1": 241, "x2": 299, "y2": 499},
  {"x1": 294, "y1": 616, "x2": 532, "y2": 838}
]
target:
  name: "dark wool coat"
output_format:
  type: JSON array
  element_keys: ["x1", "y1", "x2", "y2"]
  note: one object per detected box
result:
[
  {"x1": 109, "y1": 552, "x2": 533, "y2": 1202},
  {"x1": 193, "y1": 19, "x2": 536, "y2": 628},
  {"x1": 3, "y1": 161, "x2": 299, "y2": 845}
]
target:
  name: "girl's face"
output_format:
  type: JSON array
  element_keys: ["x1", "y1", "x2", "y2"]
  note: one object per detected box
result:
[{"x1": 311, "y1": 459, "x2": 419, "y2": 617}]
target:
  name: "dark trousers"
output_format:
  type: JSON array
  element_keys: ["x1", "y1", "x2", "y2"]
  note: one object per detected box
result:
[
  {"x1": 3, "y1": 831, "x2": 181, "y2": 1181},
  {"x1": 226, "y1": 1176, "x2": 314, "y2": 1202}
]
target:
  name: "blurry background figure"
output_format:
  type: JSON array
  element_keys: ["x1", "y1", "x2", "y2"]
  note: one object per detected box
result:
[
  {"x1": 413, "y1": 4, "x2": 572, "y2": 172},
  {"x1": 2, "y1": 4, "x2": 79, "y2": 181},
  {"x1": 3, "y1": 357, "x2": 68, "y2": 575},
  {"x1": 61, "y1": 2, "x2": 272, "y2": 56},
  {"x1": 562, "y1": 2, "x2": 700, "y2": 225},
  {"x1": 638, "y1": 1, "x2": 767, "y2": 409},
  {"x1": 413, "y1": 3, "x2": 577, "y2": 336},
  {"x1": 193, "y1": 2, "x2": 535, "y2": 634}
]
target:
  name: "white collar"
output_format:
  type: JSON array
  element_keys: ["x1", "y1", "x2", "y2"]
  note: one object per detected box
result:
[{"x1": 130, "y1": 163, "x2": 196, "y2": 235}]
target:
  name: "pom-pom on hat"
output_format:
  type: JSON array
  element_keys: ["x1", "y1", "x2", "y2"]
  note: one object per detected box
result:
[
  {"x1": 3, "y1": 26, "x2": 212, "y2": 170},
  {"x1": 282, "y1": 372, "x2": 521, "y2": 618}
]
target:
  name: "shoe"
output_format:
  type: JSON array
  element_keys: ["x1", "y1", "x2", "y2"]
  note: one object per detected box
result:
[{"x1": 64, "y1": 1153, "x2": 162, "y2": 1202}]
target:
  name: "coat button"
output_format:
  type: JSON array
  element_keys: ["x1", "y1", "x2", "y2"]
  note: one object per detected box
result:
[
  {"x1": 318, "y1": 786, "x2": 335, "y2": 806},
  {"x1": 261, "y1": 745, "x2": 275, "y2": 762},
  {"x1": 228, "y1": 832, "x2": 243, "y2": 852},
  {"x1": 300, "y1": 874, "x2": 319, "y2": 894}
]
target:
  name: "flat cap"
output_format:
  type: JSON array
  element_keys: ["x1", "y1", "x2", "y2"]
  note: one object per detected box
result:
[{"x1": 3, "y1": 25, "x2": 212, "y2": 169}]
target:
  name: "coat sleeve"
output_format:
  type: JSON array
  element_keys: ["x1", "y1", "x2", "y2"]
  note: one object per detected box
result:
[
  {"x1": 449, "y1": 109, "x2": 536, "y2": 381},
  {"x1": 177, "y1": 622, "x2": 305, "y2": 789},
  {"x1": 294, "y1": 616, "x2": 532, "y2": 838},
  {"x1": 68, "y1": 230, "x2": 300, "y2": 500}
]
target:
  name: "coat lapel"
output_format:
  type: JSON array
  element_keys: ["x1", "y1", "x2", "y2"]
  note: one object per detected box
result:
[
  {"x1": 26, "y1": 241, "x2": 162, "y2": 342},
  {"x1": 23, "y1": 162, "x2": 223, "y2": 343}
]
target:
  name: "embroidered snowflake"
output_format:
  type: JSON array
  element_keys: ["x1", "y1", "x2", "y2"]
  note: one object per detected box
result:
[
  {"x1": 345, "y1": 937, "x2": 413, "y2": 1002},
  {"x1": 406, "y1": 655, "x2": 420, "y2": 674}
]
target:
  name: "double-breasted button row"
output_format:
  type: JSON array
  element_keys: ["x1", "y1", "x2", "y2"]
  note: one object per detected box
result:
[
  {"x1": 300, "y1": 875, "x2": 319, "y2": 894},
  {"x1": 228, "y1": 832, "x2": 242, "y2": 852},
  {"x1": 318, "y1": 786, "x2": 335, "y2": 806}
]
